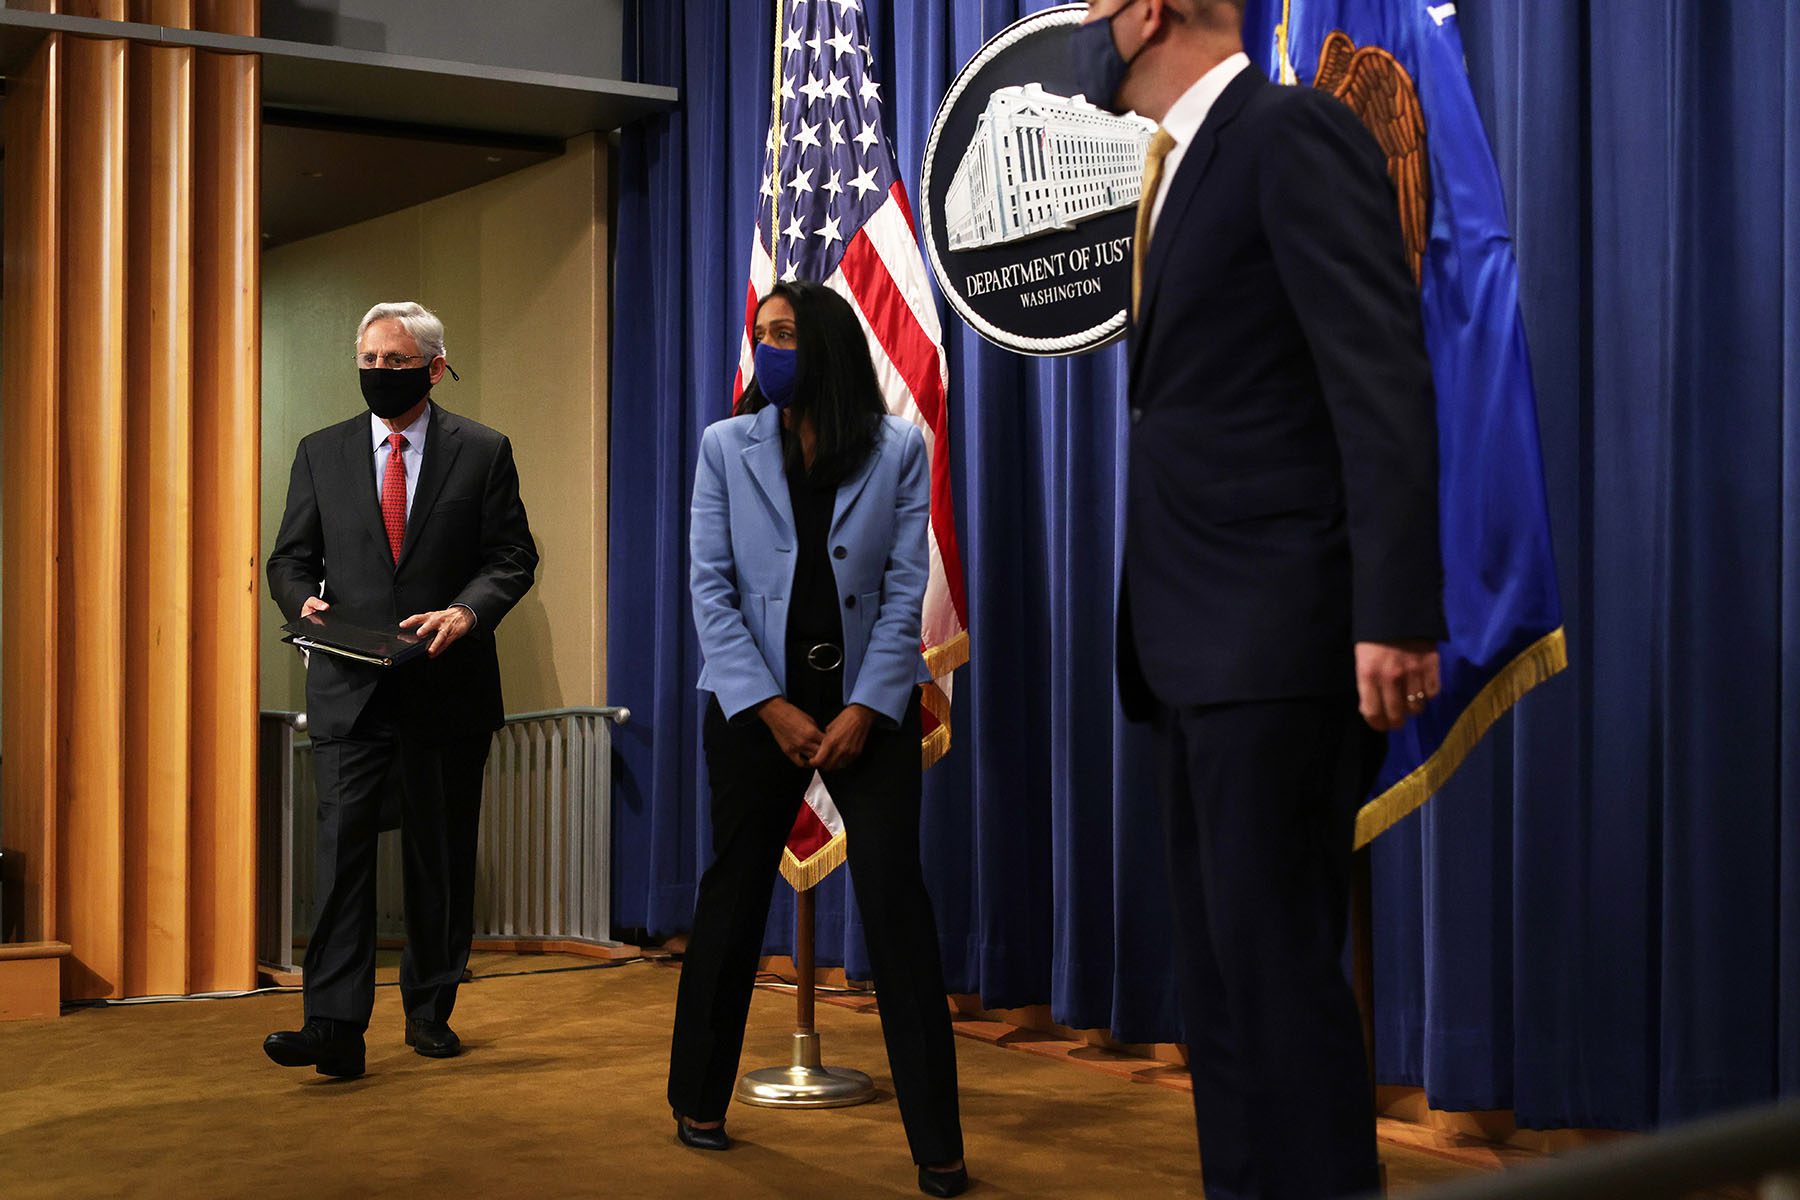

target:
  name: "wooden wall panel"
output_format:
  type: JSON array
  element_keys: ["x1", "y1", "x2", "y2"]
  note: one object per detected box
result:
[
  {"x1": 1, "y1": 38, "x2": 62, "y2": 948},
  {"x1": 124, "y1": 2, "x2": 196, "y2": 998},
  {"x1": 56, "y1": 30, "x2": 130, "y2": 1000},
  {"x1": 190, "y1": 0, "x2": 261, "y2": 992},
  {"x1": 2, "y1": 3, "x2": 260, "y2": 1002}
]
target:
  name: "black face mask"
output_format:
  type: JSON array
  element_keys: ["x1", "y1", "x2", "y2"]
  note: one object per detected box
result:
[
  {"x1": 1069, "y1": 10, "x2": 1143, "y2": 116},
  {"x1": 360, "y1": 365, "x2": 432, "y2": 419}
]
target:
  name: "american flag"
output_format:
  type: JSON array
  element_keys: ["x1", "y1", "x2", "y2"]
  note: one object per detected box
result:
[{"x1": 733, "y1": 0, "x2": 969, "y2": 892}]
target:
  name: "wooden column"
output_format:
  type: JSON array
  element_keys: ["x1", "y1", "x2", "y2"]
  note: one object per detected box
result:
[
  {"x1": 58, "y1": 4, "x2": 130, "y2": 1001},
  {"x1": 125, "y1": 0, "x2": 195, "y2": 999},
  {"x1": 189, "y1": 0, "x2": 261, "y2": 996},
  {"x1": 1, "y1": 31, "x2": 63, "y2": 957},
  {"x1": 0, "y1": 2, "x2": 261, "y2": 1006}
]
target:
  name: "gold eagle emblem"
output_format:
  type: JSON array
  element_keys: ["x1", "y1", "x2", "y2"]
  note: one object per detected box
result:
[{"x1": 1313, "y1": 31, "x2": 1430, "y2": 284}]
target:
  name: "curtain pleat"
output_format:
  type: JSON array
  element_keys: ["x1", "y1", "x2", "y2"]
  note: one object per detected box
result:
[{"x1": 1373, "y1": 0, "x2": 1800, "y2": 1128}]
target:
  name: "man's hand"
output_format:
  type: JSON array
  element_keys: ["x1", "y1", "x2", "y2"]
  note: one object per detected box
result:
[
  {"x1": 758, "y1": 698, "x2": 825, "y2": 767},
  {"x1": 811, "y1": 705, "x2": 876, "y2": 772},
  {"x1": 1355, "y1": 640, "x2": 1441, "y2": 732},
  {"x1": 400, "y1": 606, "x2": 475, "y2": 658},
  {"x1": 299, "y1": 595, "x2": 330, "y2": 622}
]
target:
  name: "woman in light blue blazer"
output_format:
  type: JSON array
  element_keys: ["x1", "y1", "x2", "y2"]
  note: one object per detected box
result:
[{"x1": 667, "y1": 281, "x2": 967, "y2": 1198}]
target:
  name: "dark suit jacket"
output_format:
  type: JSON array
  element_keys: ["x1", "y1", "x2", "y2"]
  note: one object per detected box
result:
[
  {"x1": 1118, "y1": 67, "x2": 1446, "y2": 721},
  {"x1": 268, "y1": 402, "x2": 539, "y2": 741}
]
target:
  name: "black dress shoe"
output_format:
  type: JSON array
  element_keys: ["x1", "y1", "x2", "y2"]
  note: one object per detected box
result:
[
  {"x1": 405, "y1": 1018, "x2": 462, "y2": 1058},
  {"x1": 673, "y1": 1111, "x2": 730, "y2": 1151},
  {"x1": 263, "y1": 1018, "x2": 366, "y2": 1078},
  {"x1": 918, "y1": 1164, "x2": 969, "y2": 1197}
]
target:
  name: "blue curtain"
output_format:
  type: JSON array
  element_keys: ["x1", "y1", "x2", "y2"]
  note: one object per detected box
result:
[
  {"x1": 610, "y1": 0, "x2": 1800, "y2": 1126},
  {"x1": 1365, "y1": 0, "x2": 1800, "y2": 1129}
]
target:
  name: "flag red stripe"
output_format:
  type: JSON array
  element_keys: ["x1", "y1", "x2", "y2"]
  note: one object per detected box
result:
[
  {"x1": 838, "y1": 225, "x2": 970, "y2": 621},
  {"x1": 732, "y1": 276, "x2": 758, "y2": 408},
  {"x1": 892, "y1": 177, "x2": 921, "y2": 240},
  {"x1": 788, "y1": 804, "x2": 831, "y2": 859}
]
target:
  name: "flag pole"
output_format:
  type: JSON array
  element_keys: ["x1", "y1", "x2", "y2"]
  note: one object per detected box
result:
[
  {"x1": 768, "y1": 0, "x2": 785, "y2": 288},
  {"x1": 1275, "y1": 0, "x2": 1299, "y2": 84},
  {"x1": 735, "y1": 883, "x2": 876, "y2": 1108}
]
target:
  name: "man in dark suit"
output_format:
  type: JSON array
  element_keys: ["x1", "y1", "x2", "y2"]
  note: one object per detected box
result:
[
  {"x1": 1079, "y1": 0, "x2": 1445, "y2": 1194},
  {"x1": 264, "y1": 301, "x2": 537, "y2": 1078}
]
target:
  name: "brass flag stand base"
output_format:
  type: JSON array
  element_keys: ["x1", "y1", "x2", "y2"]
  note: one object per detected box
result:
[{"x1": 735, "y1": 888, "x2": 876, "y2": 1109}]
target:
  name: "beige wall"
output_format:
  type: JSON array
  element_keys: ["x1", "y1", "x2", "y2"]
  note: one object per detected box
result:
[{"x1": 260, "y1": 134, "x2": 609, "y2": 715}]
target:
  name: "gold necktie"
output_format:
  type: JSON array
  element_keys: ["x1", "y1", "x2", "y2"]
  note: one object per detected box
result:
[{"x1": 1132, "y1": 127, "x2": 1177, "y2": 318}]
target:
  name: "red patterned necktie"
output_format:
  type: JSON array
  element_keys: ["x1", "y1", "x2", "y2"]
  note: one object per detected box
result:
[{"x1": 381, "y1": 432, "x2": 408, "y2": 562}]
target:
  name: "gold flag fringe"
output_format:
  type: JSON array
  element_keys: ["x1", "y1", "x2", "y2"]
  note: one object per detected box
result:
[
  {"x1": 923, "y1": 630, "x2": 970, "y2": 679},
  {"x1": 781, "y1": 830, "x2": 847, "y2": 892},
  {"x1": 1353, "y1": 627, "x2": 1569, "y2": 849},
  {"x1": 921, "y1": 681, "x2": 952, "y2": 727},
  {"x1": 921, "y1": 721, "x2": 952, "y2": 770},
  {"x1": 919, "y1": 630, "x2": 968, "y2": 771}
]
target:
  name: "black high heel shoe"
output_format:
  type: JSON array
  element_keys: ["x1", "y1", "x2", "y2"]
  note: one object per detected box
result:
[
  {"x1": 918, "y1": 1163, "x2": 969, "y2": 1197},
  {"x1": 673, "y1": 1110, "x2": 731, "y2": 1151}
]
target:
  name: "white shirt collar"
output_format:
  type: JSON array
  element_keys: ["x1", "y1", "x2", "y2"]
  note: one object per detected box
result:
[
  {"x1": 370, "y1": 402, "x2": 432, "y2": 452},
  {"x1": 1158, "y1": 51, "x2": 1252, "y2": 151}
]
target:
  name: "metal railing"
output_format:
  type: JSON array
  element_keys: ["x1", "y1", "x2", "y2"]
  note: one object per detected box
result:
[{"x1": 257, "y1": 705, "x2": 630, "y2": 972}]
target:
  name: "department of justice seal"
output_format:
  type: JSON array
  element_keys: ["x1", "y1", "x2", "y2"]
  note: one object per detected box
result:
[{"x1": 920, "y1": 5, "x2": 1155, "y2": 357}]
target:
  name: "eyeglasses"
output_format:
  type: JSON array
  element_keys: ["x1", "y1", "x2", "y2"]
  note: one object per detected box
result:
[{"x1": 357, "y1": 352, "x2": 426, "y2": 369}]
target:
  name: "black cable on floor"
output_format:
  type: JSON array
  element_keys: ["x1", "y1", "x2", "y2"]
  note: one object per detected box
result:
[{"x1": 61, "y1": 955, "x2": 658, "y2": 1010}]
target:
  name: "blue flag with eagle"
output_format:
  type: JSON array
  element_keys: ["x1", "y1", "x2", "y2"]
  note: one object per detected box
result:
[{"x1": 1246, "y1": 0, "x2": 1566, "y2": 845}]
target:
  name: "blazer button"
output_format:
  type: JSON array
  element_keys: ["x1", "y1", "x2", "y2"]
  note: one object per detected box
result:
[
  {"x1": 844, "y1": 595, "x2": 856, "y2": 609},
  {"x1": 833, "y1": 546, "x2": 847, "y2": 560},
  {"x1": 1130, "y1": 407, "x2": 1144, "y2": 425}
]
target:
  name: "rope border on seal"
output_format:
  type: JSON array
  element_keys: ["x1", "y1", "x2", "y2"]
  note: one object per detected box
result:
[{"x1": 919, "y1": 4, "x2": 1129, "y2": 358}]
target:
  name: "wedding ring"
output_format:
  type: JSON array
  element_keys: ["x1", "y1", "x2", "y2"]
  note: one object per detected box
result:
[{"x1": 1406, "y1": 692, "x2": 1427, "y2": 707}]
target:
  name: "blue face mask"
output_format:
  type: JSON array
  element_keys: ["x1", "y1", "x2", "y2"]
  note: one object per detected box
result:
[
  {"x1": 752, "y1": 342, "x2": 799, "y2": 410},
  {"x1": 1069, "y1": 11, "x2": 1139, "y2": 116}
]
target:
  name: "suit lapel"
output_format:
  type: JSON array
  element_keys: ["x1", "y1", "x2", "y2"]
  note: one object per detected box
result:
[
  {"x1": 343, "y1": 415, "x2": 392, "y2": 569},
  {"x1": 741, "y1": 406, "x2": 795, "y2": 542},
  {"x1": 397, "y1": 403, "x2": 462, "y2": 571},
  {"x1": 1131, "y1": 68, "x2": 1265, "y2": 380},
  {"x1": 829, "y1": 423, "x2": 885, "y2": 539}
]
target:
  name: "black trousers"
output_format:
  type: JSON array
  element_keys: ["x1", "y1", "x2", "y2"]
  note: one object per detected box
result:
[
  {"x1": 668, "y1": 681, "x2": 963, "y2": 1166},
  {"x1": 303, "y1": 683, "x2": 490, "y2": 1032},
  {"x1": 1156, "y1": 695, "x2": 1385, "y2": 1200}
]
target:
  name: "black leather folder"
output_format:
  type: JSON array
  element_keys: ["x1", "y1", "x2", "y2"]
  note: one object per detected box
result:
[{"x1": 281, "y1": 611, "x2": 429, "y2": 669}]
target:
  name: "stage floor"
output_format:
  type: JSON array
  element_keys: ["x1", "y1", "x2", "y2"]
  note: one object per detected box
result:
[{"x1": 0, "y1": 953, "x2": 1488, "y2": 1198}]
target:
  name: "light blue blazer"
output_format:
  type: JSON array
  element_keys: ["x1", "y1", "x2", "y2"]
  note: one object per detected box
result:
[{"x1": 691, "y1": 405, "x2": 934, "y2": 725}]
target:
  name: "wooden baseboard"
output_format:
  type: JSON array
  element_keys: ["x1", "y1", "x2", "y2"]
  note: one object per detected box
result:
[
  {"x1": 947, "y1": 994, "x2": 1190, "y2": 1068},
  {"x1": 0, "y1": 941, "x2": 70, "y2": 1021},
  {"x1": 470, "y1": 938, "x2": 646, "y2": 961},
  {"x1": 1375, "y1": 1085, "x2": 1627, "y2": 1156},
  {"x1": 256, "y1": 964, "x2": 304, "y2": 988}
]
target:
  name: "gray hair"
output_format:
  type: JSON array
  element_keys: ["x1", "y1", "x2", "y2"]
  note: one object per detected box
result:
[{"x1": 357, "y1": 301, "x2": 446, "y2": 362}]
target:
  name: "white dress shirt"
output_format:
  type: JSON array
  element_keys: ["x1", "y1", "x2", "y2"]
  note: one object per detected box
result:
[
  {"x1": 370, "y1": 403, "x2": 432, "y2": 521},
  {"x1": 1147, "y1": 51, "x2": 1252, "y2": 237}
]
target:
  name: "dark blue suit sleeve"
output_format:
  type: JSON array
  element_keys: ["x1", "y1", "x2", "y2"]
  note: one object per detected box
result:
[{"x1": 1258, "y1": 91, "x2": 1446, "y2": 644}]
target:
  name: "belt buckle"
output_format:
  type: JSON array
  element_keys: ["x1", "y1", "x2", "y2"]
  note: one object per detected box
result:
[{"x1": 806, "y1": 642, "x2": 843, "y2": 672}]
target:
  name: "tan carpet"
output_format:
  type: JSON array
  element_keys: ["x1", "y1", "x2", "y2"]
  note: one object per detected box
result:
[{"x1": 0, "y1": 954, "x2": 1485, "y2": 1198}]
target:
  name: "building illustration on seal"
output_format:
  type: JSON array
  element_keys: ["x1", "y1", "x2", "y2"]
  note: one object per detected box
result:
[{"x1": 944, "y1": 83, "x2": 1157, "y2": 252}]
